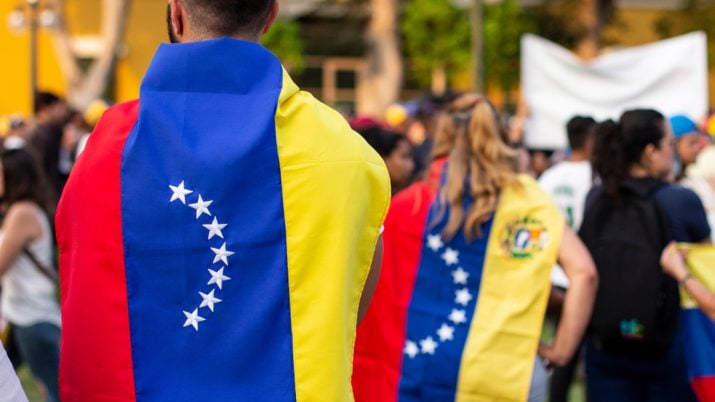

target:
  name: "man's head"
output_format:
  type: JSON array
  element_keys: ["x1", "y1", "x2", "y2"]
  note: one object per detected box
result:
[
  {"x1": 34, "y1": 91, "x2": 68, "y2": 127},
  {"x1": 670, "y1": 114, "x2": 706, "y2": 167},
  {"x1": 566, "y1": 115, "x2": 596, "y2": 159},
  {"x1": 167, "y1": 0, "x2": 278, "y2": 43}
]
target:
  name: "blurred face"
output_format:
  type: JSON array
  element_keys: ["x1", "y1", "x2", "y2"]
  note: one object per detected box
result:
[
  {"x1": 649, "y1": 123, "x2": 675, "y2": 179},
  {"x1": 384, "y1": 139, "x2": 414, "y2": 189},
  {"x1": 676, "y1": 133, "x2": 706, "y2": 167}
]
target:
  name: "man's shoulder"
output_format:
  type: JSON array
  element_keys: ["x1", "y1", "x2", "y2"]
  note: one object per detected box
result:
[{"x1": 276, "y1": 89, "x2": 382, "y2": 167}]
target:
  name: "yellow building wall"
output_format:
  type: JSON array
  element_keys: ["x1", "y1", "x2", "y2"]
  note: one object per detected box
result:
[
  {"x1": 0, "y1": 0, "x2": 166, "y2": 117},
  {"x1": 0, "y1": 2, "x2": 65, "y2": 117}
]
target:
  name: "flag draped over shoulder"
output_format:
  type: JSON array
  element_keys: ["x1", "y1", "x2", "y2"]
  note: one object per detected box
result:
[
  {"x1": 56, "y1": 38, "x2": 389, "y2": 402},
  {"x1": 681, "y1": 245, "x2": 715, "y2": 402},
  {"x1": 353, "y1": 175, "x2": 564, "y2": 402}
]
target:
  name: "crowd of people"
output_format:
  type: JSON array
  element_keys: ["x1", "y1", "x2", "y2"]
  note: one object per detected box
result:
[{"x1": 0, "y1": 0, "x2": 714, "y2": 401}]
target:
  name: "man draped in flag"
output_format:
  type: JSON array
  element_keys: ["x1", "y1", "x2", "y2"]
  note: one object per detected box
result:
[
  {"x1": 55, "y1": 1, "x2": 390, "y2": 401},
  {"x1": 352, "y1": 94, "x2": 598, "y2": 402}
]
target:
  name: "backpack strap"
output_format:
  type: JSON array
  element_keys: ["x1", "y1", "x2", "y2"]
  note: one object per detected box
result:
[{"x1": 22, "y1": 247, "x2": 58, "y2": 284}]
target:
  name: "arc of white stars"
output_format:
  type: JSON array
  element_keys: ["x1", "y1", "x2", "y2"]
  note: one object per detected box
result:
[
  {"x1": 182, "y1": 309, "x2": 205, "y2": 331},
  {"x1": 211, "y1": 242, "x2": 235, "y2": 265},
  {"x1": 437, "y1": 323, "x2": 455, "y2": 342},
  {"x1": 441, "y1": 248, "x2": 459, "y2": 266},
  {"x1": 169, "y1": 181, "x2": 193, "y2": 204},
  {"x1": 189, "y1": 195, "x2": 213, "y2": 219},
  {"x1": 199, "y1": 289, "x2": 223, "y2": 312},
  {"x1": 420, "y1": 337, "x2": 438, "y2": 355},
  {"x1": 203, "y1": 217, "x2": 227, "y2": 240},
  {"x1": 455, "y1": 288, "x2": 473, "y2": 306},
  {"x1": 452, "y1": 267, "x2": 469, "y2": 285},
  {"x1": 404, "y1": 340, "x2": 419, "y2": 359},
  {"x1": 207, "y1": 267, "x2": 231, "y2": 289},
  {"x1": 426, "y1": 234, "x2": 444, "y2": 252}
]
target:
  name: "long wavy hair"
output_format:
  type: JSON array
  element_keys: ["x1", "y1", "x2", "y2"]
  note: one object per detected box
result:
[{"x1": 436, "y1": 94, "x2": 519, "y2": 241}]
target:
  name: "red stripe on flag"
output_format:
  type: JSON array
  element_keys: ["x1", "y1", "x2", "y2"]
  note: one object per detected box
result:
[
  {"x1": 353, "y1": 160, "x2": 444, "y2": 402},
  {"x1": 56, "y1": 100, "x2": 139, "y2": 401},
  {"x1": 692, "y1": 376, "x2": 715, "y2": 402}
]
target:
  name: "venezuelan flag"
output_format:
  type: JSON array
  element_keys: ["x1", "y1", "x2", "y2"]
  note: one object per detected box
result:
[
  {"x1": 353, "y1": 174, "x2": 563, "y2": 402},
  {"x1": 56, "y1": 38, "x2": 390, "y2": 402},
  {"x1": 680, "y1": 245, "x2": 715, "y2": 402}
]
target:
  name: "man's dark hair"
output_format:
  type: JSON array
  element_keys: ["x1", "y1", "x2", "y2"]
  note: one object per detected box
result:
[
  {"x1": 34, "y1": 91, "x2": 60, "y2": 114},
  {"x1": 566, "y1": 115, "x2": 596, "y2": 151},
  {"x1": 183, "y1": 0, "x2": 275, "y2": 38}
]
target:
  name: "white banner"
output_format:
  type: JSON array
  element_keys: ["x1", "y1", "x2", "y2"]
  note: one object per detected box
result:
[{"x1": 521, "y1": 32, "x2": 708, "y2": 150}]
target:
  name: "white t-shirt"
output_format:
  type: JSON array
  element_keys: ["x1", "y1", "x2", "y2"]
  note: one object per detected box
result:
[
  {"x1": 538, "y1": 160, "x2": 593, "y2": 232},
  {"x1": 539, "y1": 160, "x2": 593, "y2": 288},
  {"x1": 0, "y1": 340, "x2": 27, "y2": 402},
  {"x1": 1, "y1": 205, "x2": 61, "y2": 328}
]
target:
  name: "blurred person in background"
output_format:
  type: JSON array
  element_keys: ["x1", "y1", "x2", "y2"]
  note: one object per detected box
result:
[
  {"x1": 411, "y1": 93, "x2": 454, "y2": 180},
  {"x1": 670, "y1": 114, "x2": 707, "y2": 181},
  {"x1": 352, "y1": 94, "x2": 597, "y2": 402},
  {"x1": 682, "y1": 145, "x2": 715, "y2": 241},
  {"x1": 539, "y1": 116, "x2": 597, "y2": 231},
  {"x1": 581, "y1": 109, "x2": 708, "y2": 402},
  {"x1": 527, "y1": 149, "x2": 554, "y2": 179},
  {"x1": 26, "y1": 92, "x2": 69, "y2": 199},
  {"x1": 58, "y1": 111, "x2": 91, "y2": 177},
  {"x1": 0, "y1": 148, "x2": 60, "y2": 402},
  {"x1": 354, "y1": 123, "x2": 415, "y2": 193},
  {"x1": 538, "y1": 115, "x2": 597, "y2": 402}
]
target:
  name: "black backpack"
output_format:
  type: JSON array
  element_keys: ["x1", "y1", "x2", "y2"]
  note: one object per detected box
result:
[{"x1": 579, "y1": 178, "x2": 679, "y2": 357}]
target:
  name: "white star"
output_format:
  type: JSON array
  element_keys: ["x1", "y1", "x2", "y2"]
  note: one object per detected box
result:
[
  {"x1": 426, "y1": 234, "x2": 444, "y2": 252},
  {"x1": 182, "y1": 308, "x2": 205, "y2": 331},
  {"x1": 455, "y1": 288, "x2": 473, "y2": 306},
  {"x1": 207, "y1": 267, "x2": 231, "y2": 289},
  {"x1": 441, "y1": 248, "x2": 459, "y2": 266},
  {"x1": 199, "y1": 289, "x2": 223, "y2": 312},
  {"x1": 420, "y1": 336, "x2": 438, "y2": 355},
  {"x1": 189, "y1": 195, "x2": 213, "y2": 219},
  {"x1": 452, "y1": 267, "x2": 469, "y2": 285},
  {"x1": 169, "y1": 181, "x2": 193, "y2": 204},
  {"x1": 202, "y1": 217, "x2": 227, "y2": 240},
  {"x1": 449, "y1": 309, "x2": 467, "y2": 325},
  {"x1": 437, "y1": 323, "x2": 455, "y2": 342},
  {"x1": 404, "y1": 340, "x2": 419, "y2": 359},
  {"x1": 211, "y1": 242, "x2": 235, "y2": 265}
]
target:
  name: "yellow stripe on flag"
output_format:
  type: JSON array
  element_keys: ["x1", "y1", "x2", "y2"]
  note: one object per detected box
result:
[
  {"x1": 275, "y1": 70, "x2": 391, "y2": 402},
  {"x1": 456, "y1": 176, "x2": 564, "y2": 402},
  {"x1": 679, "y1": 244, "x2": 715, "y2": 309}
]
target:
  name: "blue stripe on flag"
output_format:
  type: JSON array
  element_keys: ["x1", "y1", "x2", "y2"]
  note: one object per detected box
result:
[
  {"x1": 682, "y1": 308, "x2": 715, "y2": 378},
  {"x1": 399, "y1": 201, "x2": 493, "y2": 402},
  {"x1": 120, "y1": 39, "x2": 296, "y2": 401}
]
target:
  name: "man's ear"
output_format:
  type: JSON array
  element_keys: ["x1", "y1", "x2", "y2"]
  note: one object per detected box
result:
[
  {"x1": 261, "y1": 1, "x2": 280, "y2": 35},
  {"x1": 169, "y1": 0, "x2": 186, "y2": 42}
]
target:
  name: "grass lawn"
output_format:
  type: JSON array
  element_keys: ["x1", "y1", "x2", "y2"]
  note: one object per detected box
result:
[{"x1": 18, "y1": 365, "x2": 43, "y2": 402}]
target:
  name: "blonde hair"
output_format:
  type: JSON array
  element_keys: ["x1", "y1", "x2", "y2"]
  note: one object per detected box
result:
[{"x1": 437, "y1": 94, "x2": 519, "y2": 241}]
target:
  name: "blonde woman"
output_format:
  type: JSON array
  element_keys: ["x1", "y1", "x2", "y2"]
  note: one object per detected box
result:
[{"x1": 352, "y1": 95, "x2": 597, "y2": 402}]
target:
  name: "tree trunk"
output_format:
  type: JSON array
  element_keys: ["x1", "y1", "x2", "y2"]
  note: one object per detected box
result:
[
  {"x1": 51, "y1": 0, "x2": 131, "y2": 110},
  {"x1": 356, "y1": 0, "x2": 402, "y2": 118},
  {"x1": 575, "y1": 0, "x2": 614, "y2": 60}
]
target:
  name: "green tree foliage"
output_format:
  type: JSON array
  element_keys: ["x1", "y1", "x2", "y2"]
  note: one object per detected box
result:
[
  {"x1": 401, "y1": 0, "x2": 471, "y2": 87},
  {"x1": 262, "y1": 20, "x2": 305, "y2": 74},
  {"x1": 484, "y1": 0, "x2": 535, "y2": 96}
]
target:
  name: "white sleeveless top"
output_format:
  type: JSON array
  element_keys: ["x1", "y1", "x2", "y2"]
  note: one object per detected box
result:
[{"x1": 1, "y1": 205, "x2": 61, "y2": 327}]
